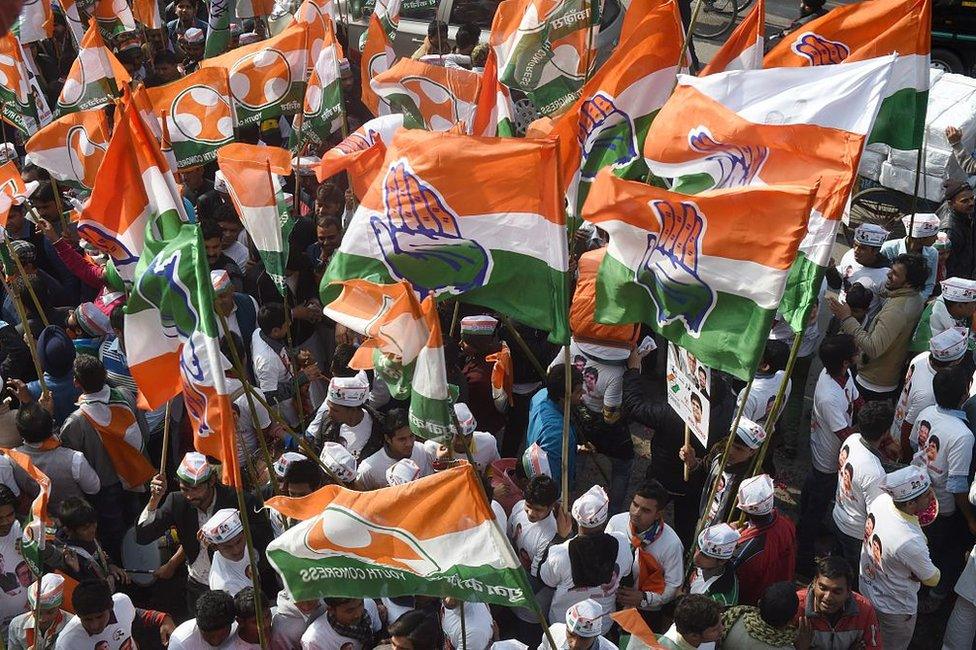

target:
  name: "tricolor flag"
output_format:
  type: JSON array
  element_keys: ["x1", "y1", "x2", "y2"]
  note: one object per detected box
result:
[
  {"x1": 147, "y1": 67, "x2": 236, "y2": 171},
  {"x1": 25, "y1": 108, "x2": 110, "y2": 192},
  {"x1": 205, "y1": 0, "x2": 232, "y2": 57},
  {"x1": 57, "y1": 19, "x2": 129, "y2": 115},
  {"x1": 202, "y1": 22, "x2": 310, "y2": 125},
  {"x1": 131, "y1": 0, "x2": 163, "y2": 30},
  {"x1": 237, "y1": 0, "x2": 275, "y2": 18},
  {"x1": 644, "y1": 57, "x2": 895, "y2": 332},
  {"x1": 470, "y1": 49, "x2": 516, "y2": 137},
  {"x1": 93, "y1": 0, "x2": 136, "y2": 40},
  {"x1": 700, "y1": 0, "x2": 764, "y2": 74},
  {"x1": 315, "y1": 113, "x2": 403, "y2": 198},
  {"x1": 3, "y1": 449, "x2": 50, "y2": 577},
  {"x1": 360, "y1": 0, "x2": 400, "y2": 116},
  {"x1": 77, "y1": 388, "x2": 156, "y2": 489},
  {"x1": 0, "y1": 34, "x2": 41, "y2": 136},
  {"x1": 321, "y1": 129, "x2": 570, "y2": 343},
  {"x1": 492, "y1": 0, "x2": 599, "y2": 116},
  {"x1": 57, "y1": 0, "x2": 88, "y2": 44},
  {"x1": 409, "y1": 293, "x2": 453, "y2": 442},
  {"x1": 216, "y1": 144, "x2": 295, "y2": 295},
  {"x1": 582, "y1": 170, "x2": 817, "y2": 379},
  {"x1": 0, "y1": 160, "x2": 33, "y2": 203},
  {"x1": 266, "y1": 464, "x2": 533, "y2": 604},
  {"x1": 540, "y1": 1, "x2": 682, "y2": 219},
  {"x1": 372, "y1": 58, "x2": 480, "y2": 132},
  {"x1": 291, "y1": 21, "x2": 343, "y2": 148},
  {"x1": 764, "y1": 0, "x2": 930, "y2": 149},
  {"x1": 297, "y1": 0, "x2": 338, "y2": 61},
  {"x1": 13, "y1": 0, "x2": 54, "y2": 43}
]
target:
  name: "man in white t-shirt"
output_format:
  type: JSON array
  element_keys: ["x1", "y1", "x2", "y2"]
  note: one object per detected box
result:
[
  {"x1": 202, "y1": 509, "x2": 257, "y2": 597},
  {"x1": 229, "y1": 588, "x2": 272, "y2": 649},
  {"x1": 798, "y1": 334, "x2": 861, "y2": 577},
  {"x1": 307, "y1": 375, "x2": 379, "y2": 460},
  {"x1": 356, "y1": 409, "x2": 434, "y2": 490},
  {"x1": 300, "y1": 597, "x2": 382, "y2": 649},
  {"x1": 424, "y1": 403, "x2": 501, "y2": 473},
  {"x1": 540, "y1": 599, "x2": 616, "y2": 650},
  {"x1": 0, "y1": 486, "x2": 28, "y2": 637},
  {"x1": 442, "y1": 599, "x2": 494, "y2": 650},
  {"x1": 56, "y1": 580, "x2": 175, "y2": 649},
  {"x1": 169, "y1": 589, "x2": 237, "y2": 649},
  {"x1": 831, "y1": 401, "x2": 892, "y2": 582},
  {"x1": 738, "y1": 339, "x2": 791, "y2": 426},
  {"x1": 833, "y1": 224, "x2": 891, "y2": 312},
  {"x1": 507, "y1": 475, "x2": 559, "y2": 632},
  {"x1": 859, "y1": 466, "x2": 940, "y2": 650}
]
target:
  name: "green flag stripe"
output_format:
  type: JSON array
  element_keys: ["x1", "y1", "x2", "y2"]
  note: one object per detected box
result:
[
  {"x1": 776, "y1": 252, "x2": 825, "y2": 333},
  {"x1": 868, "y1": 88, "x2": 927, "y2": 150}
]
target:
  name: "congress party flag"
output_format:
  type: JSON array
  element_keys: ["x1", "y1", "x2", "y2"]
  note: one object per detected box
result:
[
  {"x1": 93, "y1": 0, "x2": 136, "y2": 40},
  {"x1": 0, "y1": 160, "x2": 33, "y2": 203},
  {"x1": 205, "y1": 0, "x2": 232, "y2": 57},
  {"x1": 321, "y1": 129, "x2": 570, "y2": 343},
  {"x1": 644, "y1": 57, "x2": 893, "y2": 332},
  {"x1": 409, "y1": 293, "x2": 453, "y2": 441},
  {"x1": 237, "y1": 0, "x2": 275, "y2": 18},
  {"x1": 147, "y1": 67, "x2": 236, "y2": 170},
  {"x1": 25, "y1": 109, "x2": 109, "y2": 192},
  {"x1": 316, "y1": 113, "x2": 403, "y2": 197},
  {"x1": 267, "y1": 464, "x2": 533, "y2": 605},
  {"x1": 372, "y1": 58, "x2": 480, "y2": 132},
  {"x1": 13, "y1": 0, "x2": 54, "y2": 43},
  {"x1": 76, "y1": 388, "x2": 156, "y2": 489},
  {"x1": 0, "y1": 34, "x2": 42, "y2": 136},
  {"x1": 700, "y1": 0, "x2": 764, "y2": 74},
  {"x1": 360, "y1": 0, "x2": 400, "y2": 116},
  {"x1": 3, "y1": 449, "x2": 50, "y2": 577},
  {"x1": 132, "y1": 0, "x2": 163, "y2": 29},
  {"x1": 764, "y1": 0, "x2": 930, "y2": 149},
  {"x1": 470, "y1": 49, "x2": 516, "y2": 137},
  {"x1": 57, "y1": 19, "x2": 130, "y2": 115},
  {"x1": 583, "y1": 171, "x2": 816, "y2": 380},
  {"x1": 202, "y1": 22, "x2": 309, "y2": 125},
  {"x1": 57, "y1": 0, "x2": 87, "y2": 44},
  {"x1": 291, "y1": 22, "x2": 343, "y2": 148}
]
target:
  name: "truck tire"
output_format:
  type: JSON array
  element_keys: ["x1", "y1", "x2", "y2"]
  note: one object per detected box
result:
[{"x1": 932, "y1": 47, "x2": 965, "y2": 74}]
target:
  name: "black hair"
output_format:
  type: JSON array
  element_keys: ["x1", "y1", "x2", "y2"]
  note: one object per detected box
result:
[
  {"x1": 324, "y1": 597, "x2": 361, "y2": 607},
  {"x1": 819, "y1": 334, "x2": 856, "y2": 376},
  {"x1": 16, "y1": 403, "x2": 54, "y2": 444},
  {"x1": 60, "y1": 496, "x2": 97, "y2": 529},
  {"x1": 857, "y1": 400, "x2": 893, "y2": 443},
  {"x1": 523, "y1": 475, "x2": 559, "y2": 508},
  {"x1": 929, "y1": 435, "x2": 941, "y2": 451},
  {"x1": 545, "y1": 364, "x2": 583, "y2": 400},
  {"x1": 257, "y1": 303, "x2": 287, "y2": 334},
  {"x1": 635, "y1": 478, "x2": 671, "y2": 509},
  {"x1": 214, "y1": 203, "x2": 240, "y2": 224},
  {"x1": 845, "y1": 282, "x2": 873, "y2": 311},
  {"x1": 426, "y1": 19, "x2": 448, "y2": 38},
  {"x1": 316, "y1": 215, "x2": 342, "y2": 231},
  {"x1": 455, "y1": 22, "x2": 481, "y2": 50},
  {"x1": 200, "y1": 218, "x2": 222, "y2": 242},
  {"x1": 33, "y1": 181, "x2": 57, "y2": 204},
  {"x1": 73, "y1": 354, "x2": 107, "y2": 393},
  {"x1": 673, "y1": 594, "x2": 721, "y2": 637},
  {"x1": 196, "y1": 590, "x2": 237, "y2": 632},
  {"x1": 71, "y1": 579, "x2": 113, "y2": 616},
  {"x1": 110, "y1": 304, "x2": 125, "y2": 332},
  {"x1": 154, "y1": 50, "x2": 179, "y2": 67},
  {"x1": 330, "y1": 344, "x2": 357, "y2": 377},
  {"x1": 891, "y1": 253, "x2": 929, "y2": 291},
  {"x1": 814, "y1": 555, "x2": 852, "y2": 587},
  {"x1": 759, "y1": 582, "x2": 800, "y2": 628},
  {"x1": 388, "y1": 610, "x2": 439, "y2": 650},
  {"x1": 690, "y1": 392, "x2": 703, "y2": 408},
  {"x1": 0, "y1": 485, "x2": 16, "y2": 510},
  {"x1": 383, "y1": 408, "x2": 411, "y2": 438},
  {"x1": 284, "y1": 459, "x2": 324, "y2": 489},
  {"x1": 233, "y1": 587, "x2": 268, "y2": 620},
  {"x1": 934, "y1": 365, "x2": 971, "y2": 409},
  {"x1": 761, "y1": 339, "x2": 790, "y2": 373}
]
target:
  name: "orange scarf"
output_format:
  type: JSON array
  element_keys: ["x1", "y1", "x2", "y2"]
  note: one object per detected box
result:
[
  {"x1": 630, "y1": 519, "x2": 667, "y2": 594},
  {"x1": 78, "y1": 389, "x2": 156, "y2": 488}
]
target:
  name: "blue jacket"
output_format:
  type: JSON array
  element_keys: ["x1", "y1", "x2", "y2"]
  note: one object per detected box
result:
[{"x1": 525, "y1": 388, "x2": 576, "y2": 490}]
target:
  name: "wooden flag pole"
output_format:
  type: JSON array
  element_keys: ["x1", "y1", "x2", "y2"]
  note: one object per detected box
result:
[
  {"x1": 560, "y1": 344, "x2": 572, "y2": 507},
  {"x1": 683, "y1": 424, "x2": 691, "y2": 482},
  {"x1": 233, "y1": 487, "x2": 271, "y2": 650},
  {"x1": 459, "y1": 600, "x2": 468, "y2": 650},
  {"x1": 500, "y1": 316, "x2": 547, "y2": 380},
  {"x1": 159, "y1": 401, "x2": 173, "y2": 479},
  {"x1": 30, "y1": 571, "x2": 43, "y2": 650},
  {"x1": 0, "y1": 251, "x2": 47, "y2": 396},
  {"x1": 47, "y1": 177, "x2": 72, "y2": 241},
  {"x1": 5, "y1": 239, "x2": 50, "y2": 328}
]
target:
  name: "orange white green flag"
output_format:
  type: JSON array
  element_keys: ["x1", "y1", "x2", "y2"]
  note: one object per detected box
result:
[
  {"x1": 3, "y1": 449, "x2": 50, "y2": 576},
  {"x1": 0, "y1": 160, "x2": 34, "y2": 203},
  {"x1": 266, "y1": 464, "x2": 533, "y2": 604},
  {"x1": 582, "y1": 170, "x2": 817, "y2": 380},
  {"x1": 360, "y1": 0, "x2": 400, "y2": 116},
  {"x1": 76, "y1": 388, "x2": 156, "y2": 488},
  {"x1": 320, "y1": 128, "x2": 570, "y2": 343},
  {"x1": 237, "y1": 0, "x2": 275, "y2": 18},
  {"x1": 763, "y1": 0, "x2": 930, "y2": 149},
  {"x1": 131, "y1": 0, "x2": 163, "y2": 29},
  {"x1": 297, "y1": 0, "x2": 339, "y2": 62},
  {"x1": 0, "y1": 34, "x2": 42, "y2": 136},
  {"x1": 146, "y1": 67, "x2": 236, "y2": 171},
  {"x1": 56, "y1": 19, "x2": 129, "y2": 115},
  {"x1": 470, "y1": 48, "x2": 516, "y2": 137},
  {"x1": 700, "y1": 0, "x2": 764, "y2": 74},
  {"x1": 201, "y1": 22, "x2": 309, "y2": 125},
  {"x1": 371, "y1": 58, "x2": 480, "y2": 132},
  {"x1": 643, "y1": 56, "x2": 894, "y2": 333},
  {"x1": 93, "y1": 0, "x2": 136, "y2": 40},
  {"x1": 315, "y1": 112, "x2": 403, "y2": 187},
  {"x1": 290, "y1": 21, "x2": 343, "y2": 149},
  {"x1": 57, "y1": 0, "x2": 87, "y2": 44},
  {"x1": 25, "y1": 108, "x2": 110, "y2": 192},
  {"x1": 13, "y1": 0, "x2": 54, "y2": 43}
]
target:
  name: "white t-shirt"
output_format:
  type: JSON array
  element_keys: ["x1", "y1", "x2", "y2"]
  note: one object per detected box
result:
[
  {"x1": 836, "y1": 249, "x2": 889, "y2": 310},
  {"x1": 250, "y1": 330, "x2": 297, "y2": 425},
  {"x1": 539, "y1": 623, "x2": 616, "y2": 650},
  {"x1": 832, "y1": 434, "x2": 886, "y2": 539},
  {"x1": 209, "y1": 549, "x2": 254, "y2": 596},
  {"x1": 859, "y1": 494, "x2": 939, "y2": 615},
  {"x1": 169, "y1": 619, "x2": 239, "y2": 649},
  {"x1": 442, "y1": 601, "x2": 494, "y2": 650},
  {"x1": 909, "y1": 405, "x2": 974, "y2": 515},
  {"x1": 890, "y1": 352, "x2": 937, "y2": 445},
  {"x1": 424, "y1": 432, "x2": 501, "y2": 473},
  {"x1": 356, "y1": 443, "x2": 434, "y2": 490},
  {"x1": 956, "y1": 544, "x2": 976, "y2": 605},
  {"x1": 739, "y1": 371, "x2": 791, "y2": 425},
  {"x1": 810, "y1": 369, "x2": 859, "y2": 473},
  {"x1": 930, "y1": 297, "x2": 965, "y2": 339},
  {"x1": 234, "y1": 393, "x2": 271, "y2": 461},
  {"x1": 300, "y1": 599, "x2": 381, "y2": 650},
  {"x1": 605, "y1": 513, "x2": 684, "y2": 610},
  {"x1": 0, "y1": 456, "x2": 19, "y2": 497},
  {"x1": 539, "y1": 533, "x2": 632, "y2": 635},
  {"x1": 56, "y1": 593, "x2": 135, "y2": 649},
  {"x1": 308, "y1": 397, "x2": 375, "y2": 458},
  {"x1": 0, "y1": 522, "x2": 27, "y2": 631},
  {"x1": 507, "y1": 500, "x2": 557, "y2": 623},
  {"x1": 557, "y1": 340, "x2": 626, "y2": 415}
]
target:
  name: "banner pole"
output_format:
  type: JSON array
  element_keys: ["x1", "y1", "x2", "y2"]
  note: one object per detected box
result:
[
  {"x1": 5, "y1": 239, "x2": 49, "y2": 328},
  {"x1": 683, "y1": 424, "x2": 691, "y2": 482},
  {"x1": 234, "y1": 487, "x2": 271, "y2": 649},
  {"x1": 560, "y1": 345, "x2": 571, "y2": 507},
  {"x1": 500, "y1": 316, "x2": 547, "y2": 379},
  {"x1": 0, "y1": 256, "x2": 47, "y2": 395},
  {"x1": 159, "y1": 401, "x2": 173, "y2": 478}
]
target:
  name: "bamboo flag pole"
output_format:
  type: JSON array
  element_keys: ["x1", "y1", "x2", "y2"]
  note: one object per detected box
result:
[
  {"x1": 159, "y1": 401, "x2": 173, "y2": 478},
  {"x1": 500, "y1": 316, "x2": 547, "y2": 380},
  {"x1": 683, "y1": 424, "x2": 691, "y2": 482},
  {"x1": 560, "y1": 345, "x2": 572, "y2": 507},
  {"x1": 5, "y1": 240, "x2": 49, "y2": 328},
  {"x1": 233, "y1": 487, "x2": 271, "y2": 649},
  {"x1": 0, "y1": 262, "x2": 47, "y2": 396}
]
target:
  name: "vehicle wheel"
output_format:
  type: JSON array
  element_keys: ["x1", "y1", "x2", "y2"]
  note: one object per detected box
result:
[
  {"x1": 848, "y1": 186, "x2": 915, "y2": 240},
  {"x1": 932, "y1": 48, "x2": 965, "y2": 74},
  {"x1": 691, "y1": 0, "x2": 739, "y2": 40},
  {"x1": 512, "y1": 97, "x2": 539, "y2": 136}
]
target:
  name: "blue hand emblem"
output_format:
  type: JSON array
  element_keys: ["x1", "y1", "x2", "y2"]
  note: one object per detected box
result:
[
  {"x1": 578, "y1": 93, "x2": 639, "y2": 182},
  {"x1": 688, "y1": 129, "x2": 769, "y2": 189}
]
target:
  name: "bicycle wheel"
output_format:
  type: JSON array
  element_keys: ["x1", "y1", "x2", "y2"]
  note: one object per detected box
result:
[{"x1": 691, "y1": 0, "x2": 739, "y2": 40}]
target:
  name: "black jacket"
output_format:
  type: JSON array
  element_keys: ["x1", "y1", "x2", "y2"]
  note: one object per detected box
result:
[{"x1": 940, "y1": 203, "x2": 976, "y2": 280}]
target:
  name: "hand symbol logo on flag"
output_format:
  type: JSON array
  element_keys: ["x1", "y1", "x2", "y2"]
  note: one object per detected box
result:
[
  {"x1": 337, "y1": 128, "x2": 380, "y2": 155},
  {"x1": 791, "y1": 32, "x2": 850, "y2": 66},
  {"x1": 636, "y1": 199, "x2": 715, "y2": 335},
  {"x1": 0, "y1": 53, "x2": 29, "y2": 104},
  {"x1": 76, "y1": 222, "x2": 139, "y2": 267},
  {"x1": 172, "y1": 86, "x2": 235, "y2": 144},
  {"x1": 67, "y1": 124, "x2": 107, "y2": 190},
  {"x1": 688, "y1": 128, "x2": 768, "y2": 189},
  {"x1": 371, "y1": 161, "x2": 490, "y2": 297},
  {"x1": 578, "y1": 93, "x2": 638, "y2": 181},
  {"x1": 229, "y1": 49, "x2": 292, "y2": 109}
]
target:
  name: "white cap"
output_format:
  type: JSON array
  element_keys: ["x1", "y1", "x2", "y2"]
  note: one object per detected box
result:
[
  {"x1": 565, "y1": 599, "x2": 603, "y2": 638},
  {"x1": 239, "y1": 32, "x2": 261, "y2": 45},
  {"x1": 930, "y1": 327, "x2": 969, "y2": 362},
  {"x1": 184, "y1": 27, "x2": 204, "y2": 43},
  {"x1": 273, "y1": 451, "x2": 306, "y2": 479},
  {"x1": 941, "y1": 277, "x2": 976, "y2": 303},
  {"x1": 881, "y1": 465, "x2": 931, "y2": 503},
  {"x1": 176, "y1": 452, "x2": 213, "y2": 485},
  {"x1": 853, "y1": 223, "x2": 889, "y2": 247},
  {"x1": 697, "y1": 522, "x2": 740, "y2": 560},
  {"x1": 571, "y1": 485, "x2": 609, "y2": 528},
  {"x1": 213, "y1": 170, "x2": 228, "y2": 194},
  {"x1": 903, "y1": 213, "x2": 940, "y2": 238},
  {"x1": 0, "y1": 143, "x2": 16, "y2": 164},
  {"x1": 735, "y1": 417, "x2": 767, "y2": 450},
  {"x1": 453, "y1": 402, "x2": 477, "y2": 436},
  {"x1": 737, "y1": 473, "x2": 775, "y2": 515},
  {"x1": 27, "y1": 573, "x2": 64, "y2": 609},
  {"x1": 201, "y1": 508, "x2": 244, "y2": 544},
  {"x1": 291, "y1": 156, "x2": 321, "y2": 175},
  {"x1": 491, "y1": 642, "x2": 529, "y2": 650},
  {"x1": 328, "y1": 375, "x2": 369, "y2": 407},
  {"x1": 320, "y1": 442, "x2": 357, "y2": 483},
  {"x1": 521, "y1": 443, "x2": 551, "y2": 479},
  {"x1": 386, "y1": 458, "x2": 421, "y2": 486}
]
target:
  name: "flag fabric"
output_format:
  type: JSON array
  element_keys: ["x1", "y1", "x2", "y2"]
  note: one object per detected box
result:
[
  {"x1": 321, "y1": 129, "x2": 570, "y2": 343},
  {"x1": 3, "y1": 449, "x2": 50, "y2": 577},
  {"x1": 202, "y1": 22, "x2": 309, "y2": 125},
  {"x1": 644, "y1": 57, "x2": 895, "y2": 332},
  {"x1": 491, "y1": 0, "x2": 600, "y2": 117},
  {"x1": 315, "y1": 113, "x2": 403, "y2": 197},
  {"x1": 763, "y1": 0, "x2": 930, "y2": 149},
  {"x1": 237, "y1": 0, "x2": 276, "y2": 18},
  {"x1": 13, "y1": 0, "x2": 54, "y2": 43},
  {"x1": 471, "y1": 49, "x2": 516, "y2": 137},
  {"x1": 131, "y1": 0, "x2": 163, "y2": 29},
  {"x1": 0, "y1": 35, "x2": 41, "y2": 136},
  {"x1": 93, "y1": 0, "x2": 136, "y2": 40},
  {"x1": 77, "y1": 388, "x2": 156, "y2": 488},
  {"x1": 57, "y1": 0, "x2": 87, "y2": 44},
  {"x1": 57, "y1": 19, "x2": 129, "y2": 115},
  {"x1": 408, "y1": 293, "x2": 453, "y2": 442},
  {"x1": 290, "y1": 22, "x2": 343, "y2": 149},
  {"x1": 487, "y1": 342, "x2": 513, "y2": 408},
  {"x1": 216, "y1": 143, "x2": 295, "y2": 295},
  {"x1": 266, "y1": 464, "x2": 533, "y2": 605},
  {"x1": 204, "y1": 0, "x2": 232, "y2": 57},
  {"x1": 700, "y1": 0, "x2": 764, "y2": 74},
  {"x1": 296, "y1": 0, "x2": 338, "y2": 61},
  {"x1": 582, "y1": 170, "x2": 817, "y2": 380},
  {"x1": 0, "y1": 160, "x2": 32, "y2": 203},
  {"x1": 25, "y1": 108, "x2": 110, "y2": 192},
  {"x1": 540, "y1": 1, "x2": 682, "y2": 219},
  {"x1": 360, "y1": 0, "x2": 401, "y2": 116},
  {"x1": 147, "y1": 67, "x2": 236, "y2": 171},
  {"x1": 371, "y1": 58, "x2": 480, "y2": 132}
]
